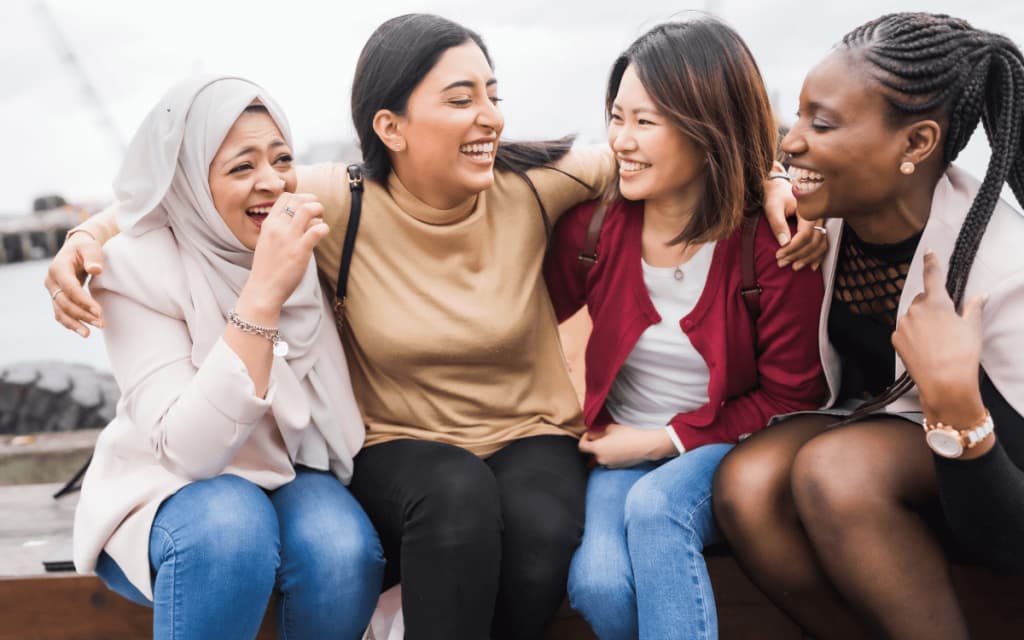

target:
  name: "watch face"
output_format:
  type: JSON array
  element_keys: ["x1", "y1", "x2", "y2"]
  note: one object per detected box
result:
[{"x1": 926, "y1": 429, "x2": 964, "y2": 458}]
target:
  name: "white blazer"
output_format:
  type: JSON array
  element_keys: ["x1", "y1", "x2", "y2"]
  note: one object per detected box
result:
[
  {"x1": 817, "y1": 165, "x2": 1024, "y2": 417},
  {"x1": 72, "y1": 227, "x2": 365, "y2": 599}
]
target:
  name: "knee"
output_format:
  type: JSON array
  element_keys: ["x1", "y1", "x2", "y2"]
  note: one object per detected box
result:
[
  {"x1": 152, "y1": 475, "x2": 279, "y2": 578},
  {"x1": 285, "y1": 512, "x2": 385, "y2": 590},
  {"x1": 567, "y1": 543, "x2": 633, "y2": 610},
  {"x1": 410, "y1": 455, "x2": 502, "y2": 549},
  {"x1": 712, "y1": 447, "x2": 790, "y2": 537},
  {"x1": 790, "y1": 435, "x2": 874, "y2": 528}
]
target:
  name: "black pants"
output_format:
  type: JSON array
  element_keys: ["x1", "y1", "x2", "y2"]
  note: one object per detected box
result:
[{"x1": 350, "y1": 435, "x2": 588, "y2": 640}]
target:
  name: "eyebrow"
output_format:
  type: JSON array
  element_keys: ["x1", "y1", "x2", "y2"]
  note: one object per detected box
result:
[
  {"x1": 220, "y1": 140, "x2": 287, "y2": 167},
  {"x1": 611, "y1": 102, "x2": 660, "y2": 115},
  {"x1": 441, "y1": 78, "x2": 498, "y2": 91}
]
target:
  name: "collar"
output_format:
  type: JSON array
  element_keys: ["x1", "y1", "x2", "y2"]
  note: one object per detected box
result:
[{"x1": 386, "y1": 172, "x2": 479, "y2": 225}]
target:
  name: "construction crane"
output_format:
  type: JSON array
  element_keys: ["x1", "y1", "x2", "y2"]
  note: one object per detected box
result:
[{"x1": 33, "y1": 0, "x2": 125, "y2": 157}]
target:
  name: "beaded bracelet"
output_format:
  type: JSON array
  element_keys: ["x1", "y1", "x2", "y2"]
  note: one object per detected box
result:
[{"x1": 228, "y1": 311, "x2": 289, "y2": 357}]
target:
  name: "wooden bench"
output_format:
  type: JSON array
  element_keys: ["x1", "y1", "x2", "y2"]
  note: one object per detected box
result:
[{"x1": 4, "y1": 483, "x2": 1024, "y2": 638}]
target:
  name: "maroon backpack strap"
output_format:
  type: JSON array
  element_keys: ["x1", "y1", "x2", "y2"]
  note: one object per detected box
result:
[
  {"x1": 739, "y1": 214, "x2": 762, "y2": 329},
  {"x1": 577, "y1": 201, "x2": 610, "y2": 284}
]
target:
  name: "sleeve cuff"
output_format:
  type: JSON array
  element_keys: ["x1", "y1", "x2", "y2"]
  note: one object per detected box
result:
[
  {"x1": 194, "y1": 339, "x2": 275, "y2": 424},
  {"x1": 665, "y1": 426, "x2": 686, "y2": 455}
]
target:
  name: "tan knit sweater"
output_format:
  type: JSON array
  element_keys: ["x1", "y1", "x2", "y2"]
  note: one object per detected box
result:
[{"x1": 300, "y1": 147, "x2": 613, "y2": 456}]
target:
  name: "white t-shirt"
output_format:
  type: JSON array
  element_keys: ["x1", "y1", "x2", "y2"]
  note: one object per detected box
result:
[{"x1": 605, "y1": 242, "x2": 715, "y2": 453}]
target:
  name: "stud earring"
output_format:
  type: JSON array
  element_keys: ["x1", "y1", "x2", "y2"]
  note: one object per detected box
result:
[
  {"x1": 899, "y1": 161, "x2": 916, "y2": 175},
  {"x1": 393, "y1": 142, "x2": 403, "y2": 151}
]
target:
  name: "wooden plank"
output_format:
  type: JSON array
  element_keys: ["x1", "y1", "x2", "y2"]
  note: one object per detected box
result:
[{"x1": 0, "y1": 574, "x2": 276, "y2": 640}]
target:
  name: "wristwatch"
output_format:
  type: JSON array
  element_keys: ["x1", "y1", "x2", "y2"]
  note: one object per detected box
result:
[{"x1": 922, "y1": 411, "x2": 994, "y2": 459}]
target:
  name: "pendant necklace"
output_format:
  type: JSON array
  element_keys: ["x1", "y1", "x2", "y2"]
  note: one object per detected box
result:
[{"x1": 673, "y1": 265, "x2": 684, "y2": 281}]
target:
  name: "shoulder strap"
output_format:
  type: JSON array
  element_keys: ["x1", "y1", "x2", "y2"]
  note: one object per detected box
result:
[
  {"x1": 739, "y1": 214, "x2": 762, "y2": 328},
  {"x1": 332, "y1": 164, "x2": 364, "y2": 324},
  {"x1": 577, "y1": 201, "x2": 610, "y2": 284}
]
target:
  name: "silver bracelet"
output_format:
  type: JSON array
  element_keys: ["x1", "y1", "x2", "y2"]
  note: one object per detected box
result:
[
  {"x1": 228, "y1": 310, "x2": 289, "y2": 357},
  {"x1": 768, "y1": 172, "x2": 791, "y2": 182}
]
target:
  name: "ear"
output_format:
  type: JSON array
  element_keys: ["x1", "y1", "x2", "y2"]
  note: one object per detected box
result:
[
  {"x1": 901, "y1": 119, "x2": 942, "y2": 166},
  {"x1": 372, "y1": 109, "x2": 406, "y2": 153}
]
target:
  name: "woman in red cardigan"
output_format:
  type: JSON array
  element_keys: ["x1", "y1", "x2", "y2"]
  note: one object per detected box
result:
[{"x1": 544, "y1": 18, "x2": 827, "y2": 639}]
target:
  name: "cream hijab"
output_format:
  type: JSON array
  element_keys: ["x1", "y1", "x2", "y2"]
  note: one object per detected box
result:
[{"x1": 109, "y1": 75, "x2": 344, "y2": 464}]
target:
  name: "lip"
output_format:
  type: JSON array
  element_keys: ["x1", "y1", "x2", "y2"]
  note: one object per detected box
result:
[
  {"x1": 617, "y1": 157, "x2": 651, "y2": 174},
  {"x1": 786, "y1": 164, "x2": 826, "y2": 199},
  {"x1": 459, "y1": 137, "x2": 498, "y2": 166}
]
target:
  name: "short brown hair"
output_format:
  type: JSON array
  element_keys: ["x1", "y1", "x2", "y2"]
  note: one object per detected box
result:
[{"x1": 606, "y1": 17, "x2": 777, "y2": 244}]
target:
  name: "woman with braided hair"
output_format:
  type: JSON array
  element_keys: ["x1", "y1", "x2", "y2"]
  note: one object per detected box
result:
[{"x1": 713, "y1": 12, "x2": 1024, "y2": 639}]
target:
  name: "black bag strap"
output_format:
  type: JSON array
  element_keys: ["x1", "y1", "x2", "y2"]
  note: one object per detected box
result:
[
  {"x1": 332, "y1": 164, "x2": 364, "y2": 324},
  {"x1": 577, "y1": 201, "x2": 610, "y2": 282},
  {"x1": 579, "y1": 203, "x2": 762, "y2": 335}
]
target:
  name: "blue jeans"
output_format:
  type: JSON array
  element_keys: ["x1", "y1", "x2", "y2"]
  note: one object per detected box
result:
[
  {"x1": 96, "y1": 469, "x2": 385, "y2": 640},
  {"x1": 568, "y1": 443, "x2": 734, "y2": 640}
]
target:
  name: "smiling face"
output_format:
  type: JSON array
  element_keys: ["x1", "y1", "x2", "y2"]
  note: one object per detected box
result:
[
  {"x1": 208, "y1": 108, "x2": 296, "y2": 250},
  {"x1": 390, "y1": 41, "x2": 504, "y2": 209},
  {"x1": 781, "y1": 50, "x2": 912, "y2": 222},
  {"x1": 608, "y1": 65, "x2": 706, "y2": 210}
]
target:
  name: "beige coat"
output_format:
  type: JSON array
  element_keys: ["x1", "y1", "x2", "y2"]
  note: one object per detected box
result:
[
  {"x1": 72, "y1": 227, "x2": 365, "y2": 599},
  {"x1": 817, "y1": 165, "x2": 1024, "y2": 417}
]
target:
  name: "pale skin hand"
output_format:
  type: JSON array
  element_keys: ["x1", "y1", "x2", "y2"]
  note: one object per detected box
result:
[
  {"x1": 892, "y1": 250, "x2": 992, "y2": 459},
  {"x1": 45, "y1": 229, "x2": 106, "y2": 336},
  {"x1": 225, "y1": 193, "x2": 329, "y2": 397},
  {"x1": 578, "y1": 423, "x2": 679, "y2": 468},
  {"x1": 763, "y1": 162, "x2": 828, "y2": 271}
]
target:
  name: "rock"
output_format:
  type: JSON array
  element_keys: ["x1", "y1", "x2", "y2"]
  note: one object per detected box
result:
[{"x1": 0, "y1": 362, "x2": 118, "y2": 435}]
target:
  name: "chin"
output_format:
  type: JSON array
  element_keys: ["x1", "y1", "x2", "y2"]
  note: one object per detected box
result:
[
  {"x1": 618, "y1": 183, "x2": 649, "y2": 202},
  {"x1": 461, "y1": 169, "x2": 496, "y2": 195}
]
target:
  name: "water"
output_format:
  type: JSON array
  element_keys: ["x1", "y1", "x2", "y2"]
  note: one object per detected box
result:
[{"x1": 0, "y1": 260, "x2": 110, "y2": 372}]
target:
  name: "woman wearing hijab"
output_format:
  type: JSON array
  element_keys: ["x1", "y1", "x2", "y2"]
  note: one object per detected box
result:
[{"x1": 70, "y1": 76, "x2": 384, "y2": 640}]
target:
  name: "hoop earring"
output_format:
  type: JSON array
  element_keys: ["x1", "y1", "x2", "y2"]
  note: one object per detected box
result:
[{"x1": 899, "y1": 161, "x2": 916, "y2": 175}]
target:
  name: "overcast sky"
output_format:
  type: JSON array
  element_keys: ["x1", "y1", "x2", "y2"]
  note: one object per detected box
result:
[{"x1": 3, "y1": 0, "x2": 1022, "y2": 215}]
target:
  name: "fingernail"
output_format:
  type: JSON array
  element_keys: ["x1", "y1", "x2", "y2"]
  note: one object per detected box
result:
[
  {"x1": 924, "y1": 249, "x2": 934, "y2": 257},
  {"x1": 794, "y1": 262, "x2": 805, "y2": 271},
  {"x1": 778, "y1": 259, "x2": 790, "y2": 268},
  {"x1": 777, "y1": 233, "x2": 790, "y2": 246},
  {"x1": 76, "y1": 328, "x2": 87, "y2": 337},
  {"x1": 811, "y1": 263, "x2": 819, "y2": 271}
]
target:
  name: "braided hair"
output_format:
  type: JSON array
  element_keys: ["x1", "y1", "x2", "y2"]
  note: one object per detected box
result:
[{"x1": 836, "y1": 13, "x2": 1024, "y2": 417}]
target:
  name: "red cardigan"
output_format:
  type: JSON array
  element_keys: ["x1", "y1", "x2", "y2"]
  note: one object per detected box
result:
[{"x1": 544, "y1": 199, "x2": 827, "y2": 451}]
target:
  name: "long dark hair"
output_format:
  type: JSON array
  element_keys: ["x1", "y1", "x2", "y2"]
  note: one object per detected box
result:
[
  {"x1": 605, "y1": 17, "x2": 777, "y2": 245},
  {"x1": 350, "y1": 13, "x2": 577, "y2": 217},
  {"x1": 838, "y1": 13, "x2": 1024, "y2": 415}
]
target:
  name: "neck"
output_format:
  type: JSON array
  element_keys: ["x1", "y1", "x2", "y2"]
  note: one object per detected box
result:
[
  {"x1": 392, "y1": 166, "x2": 476, "y2": 212},
  {"x1": 845, "y1": 181, "x2": 934, "y2": 244},
  {"x1": 642, "y1": 192, "x2": 700, "y2": 242}
]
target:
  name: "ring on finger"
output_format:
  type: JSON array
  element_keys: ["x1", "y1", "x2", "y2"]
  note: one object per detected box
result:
[
  {"x1": 813, "y1": 225, "x2": 827, "y2": 236},
  {"x1": 50, "y1": 288, "x2": 64, "y2": 300},
  {"x1": 283, "y1": 205, "x2": 295, "y2": 217}
]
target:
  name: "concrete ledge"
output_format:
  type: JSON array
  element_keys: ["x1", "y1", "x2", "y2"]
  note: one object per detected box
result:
[{"x1": 0, "y1": 429, "x2": 98, "y2": 485}]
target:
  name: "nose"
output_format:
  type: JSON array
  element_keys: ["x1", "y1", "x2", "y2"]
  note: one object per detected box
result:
[
  {"x1": 780, "y1": 125, "x2": 806, "y2": 159},
  {"x1": 476, "y1": 99, "x2": 504, "y2": 134},
  {"x1": 609, "y1": 123, "x2": 637, "y2": 154},
  {"x1": 255, "y1": 164, "x2": 286, "y2": 194}
]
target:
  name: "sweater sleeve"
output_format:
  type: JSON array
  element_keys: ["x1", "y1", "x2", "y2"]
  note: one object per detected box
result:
[
  {"x1": 531, "y1": 145, "x2": 616, "y2": 225},
  {"x1": 96, "y1": 286, "x2": 274, "y2": 480},
  {"x1": 543, "y1": 201, "x2": 599, "y2": 322},
  {"x1": 671, "y1": 223, "x2": 828, "y2": 449},
  {"x1": 933, "y1": 372, "x2": 1024, "y2": 572}
]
